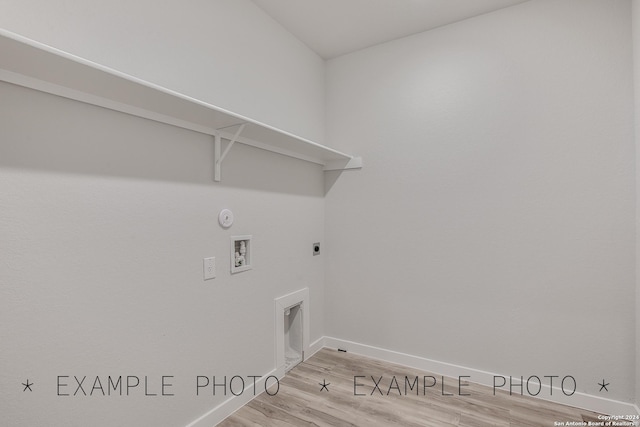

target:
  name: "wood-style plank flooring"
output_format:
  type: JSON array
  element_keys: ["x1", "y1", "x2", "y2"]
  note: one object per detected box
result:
[{"x1": 220, "y1": 348, "x2": 607, "y2": 426}]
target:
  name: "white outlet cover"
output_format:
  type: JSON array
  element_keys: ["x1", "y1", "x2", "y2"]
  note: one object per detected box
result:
[
  {"x1": 218, "y1": 209, "x2": 234, "y2": 228},
  {"x1": 204, "y1": 257, "x2": 216, "y2": 280}
]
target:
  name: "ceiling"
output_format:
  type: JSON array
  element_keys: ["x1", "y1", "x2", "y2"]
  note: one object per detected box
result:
[{"x1": 251, "y1": 0, "x2": 529, "y2": 59}]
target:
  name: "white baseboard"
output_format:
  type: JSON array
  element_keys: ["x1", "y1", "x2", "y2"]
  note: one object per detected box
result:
[
  {"x1": 184, "y1": 367, "x2": 283, "y2": 427},
  {"x1": 323, "y1": 336, "x2": 639, "y2": 418},
  {"x1": 307, "y1": 336, "x2": 325, "y2": 360}
]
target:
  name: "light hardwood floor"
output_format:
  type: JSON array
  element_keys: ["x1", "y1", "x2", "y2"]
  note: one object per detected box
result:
[{"x1": 220, "y1": 348, "x2": 606, "y2": 426}]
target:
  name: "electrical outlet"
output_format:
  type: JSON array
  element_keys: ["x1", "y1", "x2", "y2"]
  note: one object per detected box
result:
[
  {"x1": 313, "y1": 242, "x2": 320, "y2": 256},
  {"x1": 203, "y1": 257, "x2": 216, "y2": 280}
]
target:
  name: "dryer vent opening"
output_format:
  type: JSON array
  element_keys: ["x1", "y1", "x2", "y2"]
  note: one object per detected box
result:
[
  {"x1": 284, "y1": 303, "x2": 303, "y2": 372},
  {"x1": 275, "y1": 288, "x2": 309, "y2": 374}
]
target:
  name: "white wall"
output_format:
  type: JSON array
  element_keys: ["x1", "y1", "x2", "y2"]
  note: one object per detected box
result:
[
  {"x1": 0, "y1": 81, "x2": 326, "y2": 426},
  {"x1": 0, "y1": 0, "x2": 325, "y2": 143},
  {"x1": 0, "y1": 1, "x2": 327, "y2": 425},
  {"x1": 325, "y1": 0, "x2": 636, "y2": 403},
  {"x1": 2, "y1": 0, "x2": 639, "y2": 422}
]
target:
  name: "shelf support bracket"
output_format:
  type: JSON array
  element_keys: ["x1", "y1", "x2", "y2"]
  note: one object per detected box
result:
[{"x1": 214, "y1": 123, "x2": 246, "y2": 182}]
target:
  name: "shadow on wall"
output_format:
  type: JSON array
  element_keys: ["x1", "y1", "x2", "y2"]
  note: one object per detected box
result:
[
  {"x1": 324, "y1": 170, "x2": 345, "y2": 196},
  {"x1": 0, "y1": 81, "x2": 325, "y2": 198}
]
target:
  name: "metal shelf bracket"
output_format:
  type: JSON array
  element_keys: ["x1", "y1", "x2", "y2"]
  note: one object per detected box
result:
[{"x1": 214, "y1": 123, "x2": 247, "y2": 182}]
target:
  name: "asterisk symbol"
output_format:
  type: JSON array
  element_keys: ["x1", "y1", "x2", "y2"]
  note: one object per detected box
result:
[
  {"x1": 598, "y1": 379, "x2": 609, "y2": 392},
  {"x1": 22, "y1": 379, "x2": 33, "y2": 392},
  {"x1": 319, "y1": 379, "x2": 330, "y2": 392}
]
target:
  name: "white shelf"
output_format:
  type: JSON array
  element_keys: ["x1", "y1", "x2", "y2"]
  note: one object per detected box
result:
[{"x1": 0, "y1": 29, "x2": 361, "y2": 180}]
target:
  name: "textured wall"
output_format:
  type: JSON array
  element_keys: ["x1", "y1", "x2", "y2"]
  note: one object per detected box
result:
[
  {"x1": 0, "y1": 79, "x2": 325, "y2": 426},
  {"x1": 325, "y1": 0, "x2": 636, "y2": 402},
  {"x1": 0, "y1": 1, "x2": 328, "y2": 424}
]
